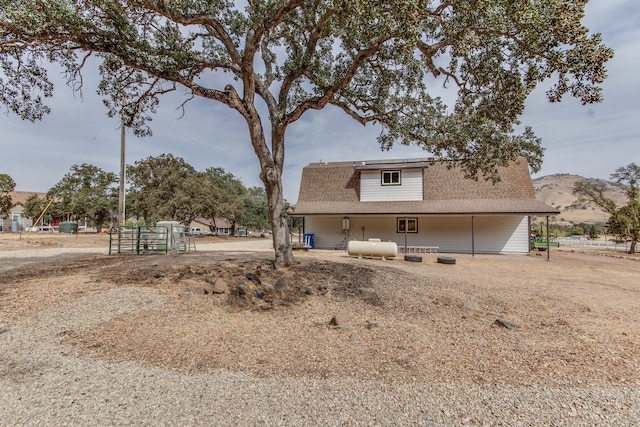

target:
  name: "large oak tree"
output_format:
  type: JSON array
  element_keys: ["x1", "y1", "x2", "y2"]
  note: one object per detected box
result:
[{"x1": 0, "y1": 0, "x2": 613, "y2": 266}]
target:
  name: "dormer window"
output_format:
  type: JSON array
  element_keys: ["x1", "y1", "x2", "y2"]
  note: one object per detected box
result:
[{"x1": 381, "y1": 170, "x2": 401, "y2": 186}]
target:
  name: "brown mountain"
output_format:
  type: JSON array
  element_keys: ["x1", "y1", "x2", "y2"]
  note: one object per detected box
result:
[{"x1": 532, "y1": 174, "x2": 627, "y2": 225}]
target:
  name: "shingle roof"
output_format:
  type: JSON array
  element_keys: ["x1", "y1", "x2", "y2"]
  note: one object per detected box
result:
[
  {"x1": 8, "y1": 191, "x2": 48, "y2": 207},
  {"x1": 292, "y1": 158, "x2": 559, "y2": 216}
]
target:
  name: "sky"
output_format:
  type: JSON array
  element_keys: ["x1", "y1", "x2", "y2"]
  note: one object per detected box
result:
[{"x1": 1, "y1": 0, "x2": 638, "y2": 204}]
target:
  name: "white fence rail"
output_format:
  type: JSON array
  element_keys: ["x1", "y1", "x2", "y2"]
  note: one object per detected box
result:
[{"x1": 557, "y1": 239, "x2": 637, "y2": 252}]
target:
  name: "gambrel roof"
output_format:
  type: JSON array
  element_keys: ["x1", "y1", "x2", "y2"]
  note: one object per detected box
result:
[{"x1": 292, "y1": 158, "x2": 559, "y2": 216}]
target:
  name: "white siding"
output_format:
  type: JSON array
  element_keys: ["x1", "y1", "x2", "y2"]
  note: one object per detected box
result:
[
  {"x1": 305, "y1": 215, "x2": 530, "y2": 253},
  {"x1": 303, "y1": 217, "x2": 348, "y2": 249},
  {"x1": 473, "y1": 216, "x2": 530, "y2": 253},
  {"x1": 360, "y1": 169, "x2": 423, "y2": 201}
]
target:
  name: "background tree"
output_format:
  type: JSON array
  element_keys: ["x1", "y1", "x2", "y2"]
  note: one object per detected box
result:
[
  {"x1": 0, "y1": 173, "x2": 15, "y2": 221},
  {"x1": 1, "y1": 1, "x2": 613, "y2": 266},
  {"x1": 48, "y1": 164, "x2": 118, "y2": 232},
  {"x1": 243, "y1": 187, "x2": 270, "y2": 232},
  {"x1": 22, "y1": 193, "x2": 48, "y2": 225},
  {"x1": 127, "y1": 154, "x2": 223, "y2": 225},
  {"x1": 574, "y1": 164, "x2": 640, "y2": 253},
  {"x1": 203, "y1": 167, "x2": 247, "y2": 234}
]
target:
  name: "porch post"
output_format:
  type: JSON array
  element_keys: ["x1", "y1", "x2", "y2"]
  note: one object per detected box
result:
[
  {"x1": 343, "y1": 217, "x2": 350, "y2": 252},
  {"x1": 404, "y1": 216, "x2": 408, "y2": 254},
  {"x1": 546, "y1": 215, "x2": 550, "y2": 261},
  {"x1": 471, "y1": 216, "x2": 475, "y2": 257}
]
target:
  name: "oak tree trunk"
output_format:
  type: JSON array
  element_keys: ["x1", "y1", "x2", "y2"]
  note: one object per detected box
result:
[
  {"x1": 245, "y1": 109, "x2": 294, "y2": 267},
  {"x1": 263, "y1": 163, "x2": 295, "y2": 267}
]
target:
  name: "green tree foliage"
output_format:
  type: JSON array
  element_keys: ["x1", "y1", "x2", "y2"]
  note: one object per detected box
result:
[
  {"x1": 570, "y1": 225, "x2": 584, "y2": 237},
  {"x1": 243, "y1": 187, "x2": 270, "y2": 232},
  {"x1": 127, "y1": 154, "x2": 224, "y2": 225},
  {"x1": 203, "y1": 168, "x2": 274, "y2": 233},
  {"x1": 22, "y1": 193, "x2": 48, "y2": 223},
  {"x1": 203, "y1": 167, "x2": 246, "y2": 233},
  {"x1": 1, "y1": 1, "x2": 613, "y2": 266},
  {"x1": 0, "y1": 173, "x2": 15, "y2": 219},
  {"x1": 574, "y1": 164, "x2": 640, "y2": 253},
  {"x1": 48, "y1": 164, "x2": 118, "y2": 231}
]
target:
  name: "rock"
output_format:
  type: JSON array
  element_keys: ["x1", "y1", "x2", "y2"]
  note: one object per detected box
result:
[
  {"x1": 275, "y1": 278, "x2": 288, "y2": 296},
  {"x1": 178, "y1": 292, "x2": 191, "y2": 302},
  {"x1": 245, "y1": 273, "x2": 261, "y2": 286},
  {"x1": 211, "y1": 278, "x2": 228, "y2": 294},
  {"x1": 261, "y1": 282, "x2": 274, "y2": 293},
  {"x1": 304, "y1": 288, "x2": 313, "y2": 295},
  {"x1": 255, "y1": 288, "x2": 266, "y2": 299},
  {"x1": 203, "y1": 282, "x2": 215, "y2": 294},
  {"x1": 329, "y1": 310, "x2": 349, "y2": 327},
  {"x1": 495, "y1": 318, "x2": 521, "y2": 329},
  {"x1": 236, "y1": 282, "x2": 248, "y2": 296}
]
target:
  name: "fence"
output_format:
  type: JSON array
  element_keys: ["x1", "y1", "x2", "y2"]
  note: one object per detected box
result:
[
  {"x1": 108, "y1": 225, "x2": 196, "y2": 255},
  {"x1": 557, "y1": 238, "x2": 637, "y2": 253}
]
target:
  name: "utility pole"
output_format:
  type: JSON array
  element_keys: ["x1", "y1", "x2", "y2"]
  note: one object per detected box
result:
[{"x1": 118, "y1": 117, "x2": 126, "y2": 227}]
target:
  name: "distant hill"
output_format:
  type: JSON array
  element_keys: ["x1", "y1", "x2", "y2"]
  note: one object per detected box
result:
[{"x1": 532, "y1": 174, "x2": 627, "y2": 225}]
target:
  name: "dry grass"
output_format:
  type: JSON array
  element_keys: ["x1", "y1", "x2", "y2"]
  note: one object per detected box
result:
[{"x1": 2, "y1": 234, "x2": 639, "y2": 388}]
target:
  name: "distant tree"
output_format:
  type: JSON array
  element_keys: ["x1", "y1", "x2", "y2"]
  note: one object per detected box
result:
[
  {"x1": 203, "y1": 167, "x2": 246, "y2": 234},
  {"x1": 22, "y1": 193, "x2": 48, "y2": 224},
  {"x1": 570, "y1": 225, "x2": 584, "y2": 236},
  {"x1": 203, "y1": 168, "x2": 275, "y2": 234},
  {"x1": 243, "y1": 187, "x2": 270, "y2": 232},
  {"x1": 0, "y1": 173, "x2": 15, "y2": 220},
  {"x1": 205, "y1": 168, "x2": 247, "y2": 198},
  {"x1": 1, "y1": 1, "x2": 613, "y2": 267},
  {"x1": 127, "y1": 154, "x2": 223, "y2": 225},
  {"x1": 48, "y1": 164, "x2": 118, "y2": 232},
  {"x1": 574, "y1": 164, "x2": 640, "y2": 253}
]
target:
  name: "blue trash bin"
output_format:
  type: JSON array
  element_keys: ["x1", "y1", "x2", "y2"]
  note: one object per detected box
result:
[{"x1": 303, "y1": 233, "x2": 315, "y2": 248}]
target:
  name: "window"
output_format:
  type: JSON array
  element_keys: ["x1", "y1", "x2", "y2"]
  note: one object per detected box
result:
[
  {"x1": 397, "y1": 217, "x2": 418, "y2": 233},
  {"x1": 381, "y1": 170, "x2": 401, "y2": 185}
]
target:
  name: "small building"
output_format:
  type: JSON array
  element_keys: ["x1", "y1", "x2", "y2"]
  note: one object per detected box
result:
[
  {"x1": 291, "y1": 158, "x2": 559, "y2": 254},
  {"x1": 189, "y1": 217, "x2": 233, "y2": 236},
  {"x1": 1, "y1": 191, "x2": 47, "y2": 232}
]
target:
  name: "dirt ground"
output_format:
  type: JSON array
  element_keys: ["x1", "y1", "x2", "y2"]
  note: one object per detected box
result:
[{"x1": 1, "y1": 232, "x2": 639, "y2": 387}]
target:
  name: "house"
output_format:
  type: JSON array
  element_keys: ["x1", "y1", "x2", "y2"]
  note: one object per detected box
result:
[
  {"x1": 1, "y1": 191, "x2": 47, "y2": 232},
  {"x1": 189, "y1": 217, "x2": 233, "y2": 236},
  {"x1": 290, "y1": 158, "x2": 559, "y2": 254}
]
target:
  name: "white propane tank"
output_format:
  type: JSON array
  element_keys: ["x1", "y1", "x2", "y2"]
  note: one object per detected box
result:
[{"x1": 347, "y1": 240, "x2": 398, "y2": 258}]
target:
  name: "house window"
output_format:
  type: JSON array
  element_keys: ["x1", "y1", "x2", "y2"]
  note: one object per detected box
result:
[
  {"x1": 397, "y1": 217, "x2": 418, "y2": 233},
  {"x1": 382, "y1": 170, "x2": 401, "y2": 185}
]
